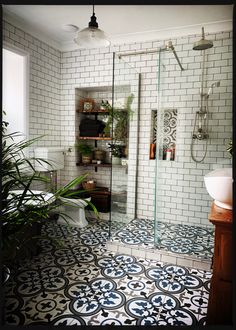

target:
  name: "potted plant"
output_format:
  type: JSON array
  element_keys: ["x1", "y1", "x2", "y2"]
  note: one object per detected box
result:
[
  {"x1": 108, "y1": 143, "x2": 125, "y2": 165},
  {"x1": 101, "y1": 94, "x2": 134, "y2": 144},
  {"x1": 2, "y1": 116, "x2": 98, "y2": 283},
  {"x1": 76, "y1": 142, "x2": 93, "y2": 164}
]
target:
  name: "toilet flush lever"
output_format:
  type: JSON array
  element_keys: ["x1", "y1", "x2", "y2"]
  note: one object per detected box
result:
[{"x1": 64, "y1": 147, "x2": 72, "y2": 155}]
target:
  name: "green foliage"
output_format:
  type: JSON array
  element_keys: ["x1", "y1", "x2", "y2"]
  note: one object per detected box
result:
[
  {"x1": 102, "y1": 94, "x2": 134, "y2": 143},
  {"x1": 2, "y1": 116, "x2": 98, "y2": 266},
  {"x1": 76, "y1": 142, "x2": 93, "y2": 155},
  {"x1": 108, "y1": 143, "x2": 124, "y2": 158}
]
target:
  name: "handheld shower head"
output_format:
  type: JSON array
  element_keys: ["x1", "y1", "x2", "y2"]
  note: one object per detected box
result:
[{"x1": 207, "y1": 81, "x2": 220, "y2": 97}]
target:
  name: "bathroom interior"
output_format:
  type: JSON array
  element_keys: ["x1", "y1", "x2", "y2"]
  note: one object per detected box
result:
[{"x1": 2, "y1": 4, "x2": 233, "y2": 326}]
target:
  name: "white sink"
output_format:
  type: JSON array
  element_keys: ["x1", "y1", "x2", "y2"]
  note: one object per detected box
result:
[{"x1": 204, "y1": 168, "x2": 232, "y2": 210}]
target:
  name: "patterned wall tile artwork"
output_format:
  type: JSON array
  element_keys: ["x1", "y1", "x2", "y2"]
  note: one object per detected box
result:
[{"x1": 152, "y1": 109, "x2": 177, "y2": 160}]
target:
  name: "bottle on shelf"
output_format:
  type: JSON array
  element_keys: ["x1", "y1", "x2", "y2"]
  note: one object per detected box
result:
[
  {"x1": 149, "y1": 143, "x2": 156, "y2": 159},
  {"x1": 166, "y1": 148, "x2": 172, "y2": 161}
]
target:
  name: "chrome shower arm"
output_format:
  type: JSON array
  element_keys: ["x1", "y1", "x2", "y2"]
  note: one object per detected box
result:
[
  {"x1": 171, "y1": 48, "x2": 184, "y2": 71},
  {"x1": 117, "y1": 42, "x2": 184, "y2": 71},
  {"x1": 165, "y1": 40, "x2": 184, "y2": 71}
]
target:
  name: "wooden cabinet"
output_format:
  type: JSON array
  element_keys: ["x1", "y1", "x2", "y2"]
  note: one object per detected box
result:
[{"x1": 206, "y1": 202, "x2": 232, "y2": 325}]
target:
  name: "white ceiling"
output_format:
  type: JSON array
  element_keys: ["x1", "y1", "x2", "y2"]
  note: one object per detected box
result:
[{"x1": 3, "y1": 5, "x2": 233, "y2": 51}]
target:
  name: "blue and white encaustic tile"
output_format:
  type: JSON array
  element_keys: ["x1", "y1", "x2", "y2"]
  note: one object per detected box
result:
[{"x1": 3, "y1": 218, "x2": 211, "y2": 325}]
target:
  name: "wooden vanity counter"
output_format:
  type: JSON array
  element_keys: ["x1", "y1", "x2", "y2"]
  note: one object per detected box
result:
[{"x1": 206, "y1": 202, "x2": 233, "y2": 325}]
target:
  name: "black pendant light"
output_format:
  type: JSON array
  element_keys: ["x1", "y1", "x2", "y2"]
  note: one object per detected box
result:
[{"x1": 74, "y1": 4, "x2": 110, "y2": 48}]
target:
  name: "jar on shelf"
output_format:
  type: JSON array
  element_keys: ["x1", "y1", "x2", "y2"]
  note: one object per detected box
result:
[
  {"x1": 169, "y1": 142, "x2": 176, "y2": 161},
  {"x1": 94, "y1": 149, "x2": 105, "y2": 162},
  {"x1": 149, "y1": 143, "x2": 156, "y2": 159}
]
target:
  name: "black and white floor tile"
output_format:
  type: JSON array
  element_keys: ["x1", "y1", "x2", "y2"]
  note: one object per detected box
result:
[
  {"x1": 110, "y1": 218, "x2": 214, "y2": 259},
  {"x1": 3, "y1": 218, "x2": 211, "y2": 326}
]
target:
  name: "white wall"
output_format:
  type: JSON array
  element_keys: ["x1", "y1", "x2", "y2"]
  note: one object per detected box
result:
[
  {"x1": 3, "y1": 20, "x2": 62, "y2": 148},
  {"x1": 3, "y1": 19, "x2": 232, "y2": 227}
]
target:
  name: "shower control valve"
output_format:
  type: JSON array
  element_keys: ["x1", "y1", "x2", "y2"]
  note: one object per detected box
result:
[{"x1": 193, "y1": 132, "x2": 208, "y2": 140}]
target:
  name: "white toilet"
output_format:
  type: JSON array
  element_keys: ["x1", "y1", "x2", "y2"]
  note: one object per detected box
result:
[
  {"x1": 57, "y1": 196, "x2": 91, "y2": 228},
  {"x1": 34, "y1": 147, "x2": 90, "y2": 228}
]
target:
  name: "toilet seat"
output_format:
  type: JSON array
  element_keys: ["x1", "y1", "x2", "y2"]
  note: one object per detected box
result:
[
  {"x1": 59, "y1": 196, "x2": 90, "y2": 208},
  {"x1": 9, "y1": 190, "x2": 55, "y2": 207}
]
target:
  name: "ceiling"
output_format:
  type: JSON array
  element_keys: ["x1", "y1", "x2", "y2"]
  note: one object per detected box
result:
[{"x1": 3, "y1": 5, "x2": 233, "y2": 51}]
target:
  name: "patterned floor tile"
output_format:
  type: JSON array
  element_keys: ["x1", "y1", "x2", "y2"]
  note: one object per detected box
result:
[
  {"x1": 157, "y1": 304, "x2": 198, "y2": 326},
  {"x1": 3, "y1": 295, "x2": 25, "y2": 325},
  {"x1": 95, "y1": 254, "x2": 145, "y2": 280},
  {"x1": 21, "y1": 291, "x2": 71, "y2": 325},
  {"x1": 3, "y1": 218, "x2": 212, "y2": 326},
  {"x1": 65, "y1": 277, "x2": 126, "y2": 316},
  {"x1": 177, "y1": 288, "x2": 209, "y2": 321},
  {"x1": 82, "y1": 307, "x2": 137, "y2": 326},
  {"x1": 63, "y1": 262, "x2": 102, "y2": 283},
  {"x1": 110, "y1": 218, "x2": 214, "y2": 260}
]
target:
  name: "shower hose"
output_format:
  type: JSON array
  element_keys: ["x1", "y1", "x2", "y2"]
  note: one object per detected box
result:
[{"x1": 190, "y1": 102, "x2": 209, "y2": 163}]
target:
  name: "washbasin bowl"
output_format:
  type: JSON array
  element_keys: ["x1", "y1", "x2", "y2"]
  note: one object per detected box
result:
[{"x1": 204, "y1": 167, "x2": 232, "y2": 210}]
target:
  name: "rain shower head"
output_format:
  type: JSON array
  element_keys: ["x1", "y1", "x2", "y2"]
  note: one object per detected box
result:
[{"x1": 193, "y1": 27, "x2": 213, "y2": 50}]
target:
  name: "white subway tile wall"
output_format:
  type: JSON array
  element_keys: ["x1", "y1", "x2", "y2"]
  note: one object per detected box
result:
[{"x1": 3, "y1": 20, "x2": 232, "y2": 227}]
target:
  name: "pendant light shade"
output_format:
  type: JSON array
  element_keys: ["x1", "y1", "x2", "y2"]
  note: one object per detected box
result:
[{"x1": 74, "y1": 5, "x2": 110, "y2": 48}]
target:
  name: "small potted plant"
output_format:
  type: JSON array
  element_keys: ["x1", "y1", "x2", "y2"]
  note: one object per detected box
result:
[
  {"x1": 108, "y1": 143, "x2": 124, "y2": 165},
  {"x1": 76, "y1": 142, "x2": 93, "y2": 164},
  {"x1": 101, "y1": 94, "x2": 134, "y2": 143}
]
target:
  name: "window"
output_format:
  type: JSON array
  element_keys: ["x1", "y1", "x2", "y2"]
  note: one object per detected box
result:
[{"x1": 3, "y1": 45, "x2": 29, "y2": 143}]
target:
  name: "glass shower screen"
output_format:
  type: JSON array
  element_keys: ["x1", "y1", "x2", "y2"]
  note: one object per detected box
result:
[{"x1": 109, "y1": 52, "x2": 140, "y2": 238}]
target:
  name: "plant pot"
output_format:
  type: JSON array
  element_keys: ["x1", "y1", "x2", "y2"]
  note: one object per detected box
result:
[
  {"x1": 82, "y1": 155, "x2": 92, "y2": 164},
  {"x1": 112, "y1": 157, "x2": 121, "y2": 165},
  {"x1": 82, "y1": 180, "x2": 96, "y2": 190},
  {"x1": 94, "y1": 150, "x2": 105, "y2": 161}
]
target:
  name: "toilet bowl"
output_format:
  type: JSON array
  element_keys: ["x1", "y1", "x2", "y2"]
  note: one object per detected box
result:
[{"x1": 57, "y1": 196, "x2": 91, "y2": 228}]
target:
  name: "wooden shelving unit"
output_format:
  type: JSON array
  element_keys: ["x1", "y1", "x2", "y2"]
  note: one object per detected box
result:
[
  {"x1": 77, "y1": 136, "x2": 112, "y2": 140},
  {"x1": 76, "y1": 163, "x2": 127, "y2": 168},
  {"x1": 76, "y1": 109, "x2": 109, "y2": 114},
  {"x1": 76, "y1": 162, "x2": 112, "y2": 168}
]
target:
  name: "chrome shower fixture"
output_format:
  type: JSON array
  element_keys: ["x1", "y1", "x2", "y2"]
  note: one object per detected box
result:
[
  {"x1": 193, "y1": 27, "x2": 213, "y2": 50},
  {"x1": 165, "y1": 40, "x2": 174, "y2": 50},
  {"x1": 165, "y1": 40, "x2": 184, "y2": 71},
  {"x1": 207, "y1": 81, "x2": 220, "y2": 97},
  {"x1": 192, "y1": 106, "x2": 209, "y2": 141},
  {"x1": 191, "y1": 27, "x2": 217, "y2": 163}
]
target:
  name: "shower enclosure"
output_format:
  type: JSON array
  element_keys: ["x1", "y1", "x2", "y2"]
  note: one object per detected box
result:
[
  {"x1": 107, "y1": 33, "x2": 219, "y2": 269},
  {"x1": 153, "y1": 48, "x2": 214, "y2": 261}
]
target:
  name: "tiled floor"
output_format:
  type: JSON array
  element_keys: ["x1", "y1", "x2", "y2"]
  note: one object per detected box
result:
[
  {"x1": 3, "y1": 218, "x2": 211, "y2": 326},
  {"x1": 110, "y1": 218, "x2": 214, "y2": 260}
]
